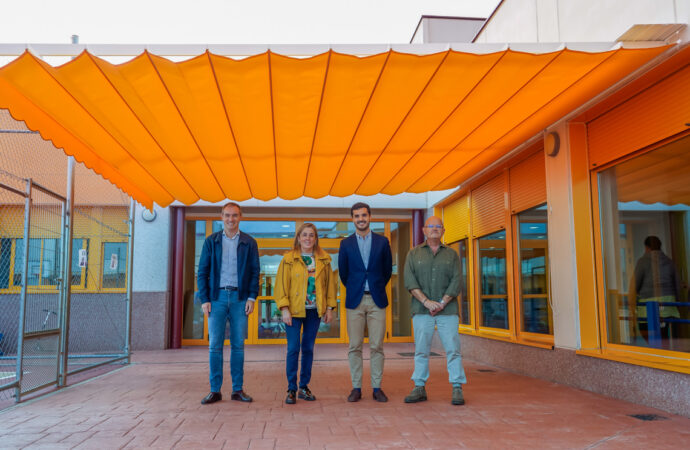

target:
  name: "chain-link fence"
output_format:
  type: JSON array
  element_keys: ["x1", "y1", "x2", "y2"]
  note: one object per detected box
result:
[{"x1": 0, "y1": 109, "x2": 133, "y2": 407}]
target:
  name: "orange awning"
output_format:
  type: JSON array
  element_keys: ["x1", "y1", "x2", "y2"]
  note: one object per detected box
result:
[{"x1": 0, "y1": 46, "x2": 669, "y2": 209}]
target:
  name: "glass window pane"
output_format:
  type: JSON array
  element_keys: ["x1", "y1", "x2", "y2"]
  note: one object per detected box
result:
[
  {"x1": 477, "y1": 230, "x2": 508, "y2": 329},
  {"x1": 213, "y1": 220, "x2": 297, "y2": 239},
  {"x1": 70, "y1": 238, "x2": 85, "y2": 285},
  {"x1": 0, "y1": 239, "x2": 10, "y2": 289},
  {"x1": 309, "y1": 221, "x2": 384, "y2": 239},
  {"x1": 40, "y1": 238, "x2": 61, "y2": 286},
  {"x1": 15, "y1": 238, "x2": 42, "y2": 286},
  {"x1": 102, "y1": 242, "x2": 127, "y2": 289},
  {"x1": 317, "y1": 249, "x2": 341, "y2": 339},
  {"x1": 310, "y1": 221, "x2": 351, "y2": 239},
  {"x1": 453, "y1": 239, "x2": 471, "y2": 325},
  {"x1": 391, "y1": 222, "x2": 411, "y2": 337},
  {"x1": 598, "y1": 137, "x2": 690, "y2": 353},
  {"x1": 517, "y1": 205, "x2": 552, "y2": 334},
  {"x1": 184, "y1": 221, "x2": 206, "y2": 340}
]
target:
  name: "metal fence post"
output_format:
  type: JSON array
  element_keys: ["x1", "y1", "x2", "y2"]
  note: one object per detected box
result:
[
  {"x1": 58, "y1": 157, "x2": 75, "y2": 387},
  {"x1": 15, "y1": 179, "x2": 32, "y2": 402},
  {"x1": 124, "y1": 199, "x2": 135, "y2": 363}
]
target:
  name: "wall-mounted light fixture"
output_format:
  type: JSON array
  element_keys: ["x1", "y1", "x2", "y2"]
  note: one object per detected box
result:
[
  {"x1": 544, "y1": 131, "x2": 560, "y2": 157},
  {"x1": 142, "y1": 209, "x2": 157, "y2": 222}
]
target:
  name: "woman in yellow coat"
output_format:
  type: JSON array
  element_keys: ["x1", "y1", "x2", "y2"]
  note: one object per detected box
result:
[{"x1": 274, "y1": 222, "x2": 337, "y2": 404}]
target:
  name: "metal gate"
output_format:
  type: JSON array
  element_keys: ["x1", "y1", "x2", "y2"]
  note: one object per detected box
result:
[
  {"x1": 17, "y1": 178, "x2": 68, "y2": 401},
  {"x1": 0, "y1": 175, "x2": 73, "y2": 402}
]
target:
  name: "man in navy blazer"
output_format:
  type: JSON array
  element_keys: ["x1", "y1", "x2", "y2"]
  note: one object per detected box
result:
[
  {"x1": 197, "y1": 202, "x2": 259, "y2": 405},
  {"x1": 338, "y1": 202, "x2": 392, "y2": 402}
]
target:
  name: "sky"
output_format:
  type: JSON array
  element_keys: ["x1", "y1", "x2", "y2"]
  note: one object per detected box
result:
[{"x1": 0, "y1": 0, "x2": 500, "y2": 45}]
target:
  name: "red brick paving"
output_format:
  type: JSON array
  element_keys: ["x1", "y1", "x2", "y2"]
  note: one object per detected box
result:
[{"x1": 0, "y1": 343, "x2": 688, "y2": 449}]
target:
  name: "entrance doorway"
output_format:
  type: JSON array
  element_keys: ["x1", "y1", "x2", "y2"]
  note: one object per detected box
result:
[{"x1": 180, "y1": 217, "x2": 412, "y2": 346}]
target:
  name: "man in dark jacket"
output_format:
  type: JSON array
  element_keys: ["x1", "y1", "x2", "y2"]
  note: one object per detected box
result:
[
  {"x1": 197, "y1": 202, "x2": 259, "y2": 404},
  {"x1": 338, "y1": 202, "x2": 392, "y2": 402}
]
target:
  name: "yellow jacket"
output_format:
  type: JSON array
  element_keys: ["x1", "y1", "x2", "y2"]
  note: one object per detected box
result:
[{"x1": 274, "y1": 248, "x2": 337, "y2": 318}]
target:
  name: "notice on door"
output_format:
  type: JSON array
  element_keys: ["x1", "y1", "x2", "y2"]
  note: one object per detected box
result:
[
  {"x1": 110, "y1": 253, "x2": 118, "y2": 270},
  {"x1": 78, "y1": 248, "x2": 87, "y2": 268}
]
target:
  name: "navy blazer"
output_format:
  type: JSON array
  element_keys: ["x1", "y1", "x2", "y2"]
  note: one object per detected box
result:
[
  {"x1": 197, "y1": 230, "x2": 260, "y2": 303},
  {"x1": 338, "y1": 232, "x2": 392, "y2": 309}
]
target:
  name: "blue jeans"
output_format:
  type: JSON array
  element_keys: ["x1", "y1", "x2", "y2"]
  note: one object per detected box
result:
[
  {"x1": 208, "y1": 290, "x2": 247, "y2": 392},
  {"x1": 411, "y1": 314, "x2": 467, "y2": 386},
  {"x1": 285, "y1": 308, "x2": 321, "y2": 391}
]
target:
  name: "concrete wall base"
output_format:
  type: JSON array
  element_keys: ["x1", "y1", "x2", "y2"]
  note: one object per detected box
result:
[
  {"x1": 132, "y1": 291, "x2": 169, "y2": 350},
  {"x1": 431, "y1": 333, "x2": 690, "y2": 417}
]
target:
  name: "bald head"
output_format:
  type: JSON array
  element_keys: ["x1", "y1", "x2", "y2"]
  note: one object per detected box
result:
[{"x1": 423, "y1": 216, "x2": 444, "y2": 244}]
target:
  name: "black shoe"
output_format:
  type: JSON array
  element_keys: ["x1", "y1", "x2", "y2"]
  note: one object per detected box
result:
[
  {"x1": 347, "y1": 388, "x2": 362, "y2": 402},
  {"x1": 285, "y1": 390, "x2": 296, "y2": 404},
  {"x1": 298, "y1": 386, "x2": 316, "y2": 401},
  {"x1": 231, "y1": 390, "x2": 253, "y2": 402},
  {"x1": 201, "y1": 392, "x2": 222, "y2": 405},
  {"x1": 373, "y1": 389, "x2": 388, "y2": 403}
]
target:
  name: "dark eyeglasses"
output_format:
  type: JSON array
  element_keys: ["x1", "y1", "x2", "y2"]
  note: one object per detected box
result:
[{"x1": 424, "y1": 225, "x2": 443, "y2": 229}]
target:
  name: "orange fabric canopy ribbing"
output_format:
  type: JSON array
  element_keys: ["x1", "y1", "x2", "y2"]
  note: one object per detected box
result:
[{"x1": 0, "y1": 46, "x2": 668, "y2": 209}]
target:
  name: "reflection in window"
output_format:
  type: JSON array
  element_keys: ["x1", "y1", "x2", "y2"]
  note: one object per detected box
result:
[
  {"x1": 213, "y1": 220, "x2": 296, "y2": 238},
  {"x1": 390, "y1": 222, "x2": 412, "y2": 337},
  {"x1": 102, "y1": 242, "x2": 127, "y2": 288},
  {"x1": 310, "y1": 221, "x2": 385, "y2": 239},
  {"x1": 477, "y1": 230, "x2": 508, "y2": 329},
  {"x1": 14, "y1": 238, "x2": 41, "y2": 285},
  {"x1": 184, "y1": 220, "x2": 206, "y2": 340},
  {"x1": 453, "y1": 239, "x2": 471, "y2": 325},
  {"x1": 517, "y1": 206, "x2": 551, "y2": 334},
  {"x1": 40, "y1": 239, "x2": 61, "y2": 286},
  {"x1": 598, "y1": 136, "x2": 690, "y2": 353}
]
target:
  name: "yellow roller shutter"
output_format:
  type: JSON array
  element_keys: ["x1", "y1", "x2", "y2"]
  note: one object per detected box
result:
[
  {"x1": 588, "y1": 64, "x2": 690, "y2": 168},
  {"x1": 471, "y1": 174, "x2": 507, "y2": 238},
  {"x1": 509, "y1": 150, "x2": 547, "y2": 213},
  {"x1": 443, "y1": 194, "x2": 470, "y2": 243}
]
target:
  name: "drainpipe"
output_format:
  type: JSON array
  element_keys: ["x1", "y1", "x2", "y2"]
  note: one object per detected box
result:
[
  {"x1": 171, "y1": 207, "x2": 185, "y2": 349},
  {"x1": 412, "y1": 209, "x2": 425, "y2": 246}
]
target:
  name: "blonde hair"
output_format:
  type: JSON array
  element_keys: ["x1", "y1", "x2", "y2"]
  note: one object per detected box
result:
[{"x1": 293, "y1": 222, "x2": 320, "y2": 252}]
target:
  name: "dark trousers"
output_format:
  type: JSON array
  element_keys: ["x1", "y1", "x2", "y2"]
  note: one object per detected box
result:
[{"x1": 285, "y1": 308, "x2": 321, "y2": 391}]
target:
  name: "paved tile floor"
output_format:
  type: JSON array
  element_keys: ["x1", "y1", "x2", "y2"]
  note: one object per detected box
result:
[{"x1": 0, "y1": 343, "x2": 688, "y2": 449}]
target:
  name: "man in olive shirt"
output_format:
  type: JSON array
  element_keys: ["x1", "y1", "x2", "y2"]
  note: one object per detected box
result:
[{"x1": 403, "y1": 216, "x2": 467, "y2": 405}]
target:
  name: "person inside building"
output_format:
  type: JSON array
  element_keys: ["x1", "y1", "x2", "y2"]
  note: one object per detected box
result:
[
  {"x1": 338, "y1": 202, "x2": 393, "y2": 402},
  {"x1": 403, "y1": 216, "x2": 468, "y2": 405},
  {"x1": 274, "y1": 222, "x2": 337, "y2": 404},
  {"x1": 197, "y1": 202, "x2": 260, "y2": 405},
  {"x1": 631, "y1": 235, "x2": 682, "y2": 347}
]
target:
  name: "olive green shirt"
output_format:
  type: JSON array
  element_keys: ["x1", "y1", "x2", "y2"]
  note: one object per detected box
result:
[{"x1": 404, "y1": 242, "x2": 461, "y2": 316}]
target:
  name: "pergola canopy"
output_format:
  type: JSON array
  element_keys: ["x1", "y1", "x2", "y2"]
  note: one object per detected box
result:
[{"x1": 0, "y1": 44, "x2": 669, "y2": 209}]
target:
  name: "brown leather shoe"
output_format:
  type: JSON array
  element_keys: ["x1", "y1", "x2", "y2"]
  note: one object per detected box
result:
[
  {"x1": 373, "y1": 389, "x2": 388, "y2": 402},
  {"x1": 231, "y1": 390, "x2": 253, "y2": 402},
  {"x1": 201, "y1": 392, "x2": 222, "y2": 405},
  {"x1": 347, "y1": 388, "x2": 362, "y2": 402}
]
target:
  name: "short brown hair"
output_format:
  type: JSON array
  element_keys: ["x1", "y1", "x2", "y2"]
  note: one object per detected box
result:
[
  {"x1": 293, "y1": 222, "x2": 320, "y2": 252},
  {"x1": 221, "y1": 202, "x2": 242, "y2": 214}
]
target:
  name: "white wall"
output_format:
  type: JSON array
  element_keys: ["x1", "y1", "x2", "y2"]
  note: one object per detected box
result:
[
  {"x1": 476, "y1": 0, "x2": 687, "y2": 43},
  {"x1": 544, "y1": 122, "x2": 580, "y2": 350},
  {"x1": 132, "y1": 204, "x2": 170, "y2": 292}
]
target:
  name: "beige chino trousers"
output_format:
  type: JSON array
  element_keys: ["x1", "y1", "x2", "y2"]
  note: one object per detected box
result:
[{"x1": 346, "y1": 294, "x2": 386, "y2": 389}]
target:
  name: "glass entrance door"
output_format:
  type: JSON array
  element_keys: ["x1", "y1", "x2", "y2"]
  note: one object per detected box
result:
[{"x1": 180, "y1": 217, "x2": 413, "y2": 346}]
